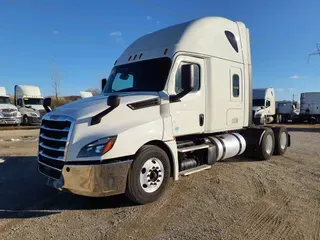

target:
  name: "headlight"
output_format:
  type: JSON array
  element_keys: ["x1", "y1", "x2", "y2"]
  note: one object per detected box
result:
[
  {"x1": 17, "y1": 112, "x2": 22, "y2": 117},
  {"x1": 0, "y1": 110, "x2": 3, "y2": 118},
  {"x1": 30, "y1": 112, "x2": 39, "y2": 117},
  {"x1": 77, "y1": 136, "x2": 117, "y2": 158}
]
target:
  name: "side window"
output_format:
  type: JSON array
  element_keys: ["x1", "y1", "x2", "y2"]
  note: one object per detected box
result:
[
  {"x1": 17, "y1": 99, "x2": 23, "y2": 107},
  {"x1": 266, "y1": 100, "x2": 271, "y2": 107},
  {"x1": 225, "y1": 31, "x2": 239, "y2": 53},
  {"x1": 111, "y1": 73, "x2": 134, "y2": 91},
  {"x1": 232, "y1": 74, "x2": 240, "y2": 97},
  {"x1": 175, "y1": 63, "x2": 200, "y2": 94}
]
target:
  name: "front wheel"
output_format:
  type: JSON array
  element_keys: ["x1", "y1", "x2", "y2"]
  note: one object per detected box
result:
[
  {"x1": 126, "y1": 145, "x2": 171, "y2": 204},
  {"x1": 22, "y1": 115, "x2": 29, "y2": 126}
]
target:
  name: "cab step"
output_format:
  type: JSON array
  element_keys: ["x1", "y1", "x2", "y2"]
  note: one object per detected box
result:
[
  {"x1": 178, "y1": 144, "x2": 209, "y2": 153},
  {"x1": 179, "y1": 164, "x2": 211, "y2": 176}
]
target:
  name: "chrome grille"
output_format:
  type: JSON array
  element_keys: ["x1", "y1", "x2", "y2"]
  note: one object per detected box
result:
[
  {"x1": 38, "y1": 115, "x2": 74, "y2": 179},
  {"x1": 2, "y1": 109, "x2": 18, "y2": 118}
]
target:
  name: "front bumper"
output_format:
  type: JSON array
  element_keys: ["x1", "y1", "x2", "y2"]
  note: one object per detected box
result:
[
  {"x1": 0, "y1": 117, "x2": 22, "y2": 125},
  {"x1": 38, "y1": 160, "x2": 133, "y2": 197},
  {"x1": 28, "y1": 116, "x2": 41, "y2": 125}
]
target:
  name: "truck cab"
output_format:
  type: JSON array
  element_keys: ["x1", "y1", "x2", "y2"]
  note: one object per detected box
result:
[
  {"x1": 14, "y1": 85, "x2": 46, "y2": 125},
  {"x1": 276, "y1": 100, "x2": 300, "y2": 123},
  {"x1": 38, "y1": 17, "x2": 290, "y2": 204},
  {"x1": 0, "y1": 87, "x2": 22, "y2": 125},
  {"x1": 252, "y1": 88, "x2": 277, "y2": 124}
]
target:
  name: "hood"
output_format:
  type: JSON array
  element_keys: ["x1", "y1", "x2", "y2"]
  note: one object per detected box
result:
[
  {"x1": 252, "y1": 106, "x2": 265, "y2": 112},
  {"x1": 48, "y1": 92, "x2": 161, "y2": 120},
  {"x1": 25, "y1": 105, "x2": 45, "y2": 111},
  {"x1": 0, "y1": 104, "x2": 18, "y2": 111}
]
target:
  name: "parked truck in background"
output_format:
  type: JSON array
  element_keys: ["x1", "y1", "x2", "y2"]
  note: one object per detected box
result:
[
  {"x1": 14, "y1": 85, "x2": 46, "y2": 125},
  {"x1": 80, "y1": 91, "x2": 93, "y2": 99},
  {"x1": 252, "y1": 88, "x2": 281, "y2": 124},
  {"x1": 0, "y1": 87, "x2": 22, "y2": 126},
  {"x1": 276, "y1": 100, "x2": 300, "y2": 123},
  {"x1": 37, "y1": 16, "x2": 291, "y2": 204},
  {"x1": 299, "y1": 92, "x2": 320, "y2": 124}
]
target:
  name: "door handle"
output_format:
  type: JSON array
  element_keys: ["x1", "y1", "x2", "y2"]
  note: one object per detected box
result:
[{"x1": 199, "y1": 114, "x2": 204, "y2": 126}]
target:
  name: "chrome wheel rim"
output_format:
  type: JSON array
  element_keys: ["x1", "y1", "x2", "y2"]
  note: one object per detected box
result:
[
  {"x1": 140, "y1": 158, "x2": 164, "y2": 193},
  {"x1": 280, "y1": 132, "x2": 287, "y2": 149},
  {"x1": 265, "y1": 134, "x2": 273, "y2": 154}
]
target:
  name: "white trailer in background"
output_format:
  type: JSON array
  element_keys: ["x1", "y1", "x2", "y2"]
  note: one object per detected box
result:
[
  {"x1": 0, "y1": 87, "x2": 21, "y2": 125},
  {"x1": 38, "y1": 16, "x2": 291, "y2": 204},
  {"x1": 276, "y1": 100, "x2": 300, "y2": 123},
  {"x1": 14, "y1": 85, "x2": 46, "y2": 125},
  {"x1": 299, "y1": 92, "x2": 320, "y2": 123},
  {"x1": 80, "y1": 91, "x2": 93, "y2": 99},
  {"x1": 252, "y1": 88, "x2": 279, "y2": 124}
]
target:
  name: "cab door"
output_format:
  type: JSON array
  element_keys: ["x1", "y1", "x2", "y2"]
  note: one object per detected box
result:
[{"x1": 167, "y1": 56, "x2": 206, "y2": 137}]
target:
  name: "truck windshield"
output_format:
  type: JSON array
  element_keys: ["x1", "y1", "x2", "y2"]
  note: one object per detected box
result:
[
  {"x1": 0, "y1": 97, "x2": 11, "y2": 104},
  {"x1": 24, "y1": 98, "x2": 43, "y2": 105},
  {"x1": 104, "y1": 57, "x2": 171, "y2": 93},
  {"x1": 253, "y1": 99, "x2": 265, "y2": 106}
]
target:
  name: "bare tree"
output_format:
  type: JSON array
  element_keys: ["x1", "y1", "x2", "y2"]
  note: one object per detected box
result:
[
  {"x1": 51, "y1": 60, "x2": 61, "y2": 100},
  {"x1": 85, "y1": 88, "x2": 101, "y2": 96},
  {"x1": 308, "y1": 43, "x2": 320, "y2": 63}
]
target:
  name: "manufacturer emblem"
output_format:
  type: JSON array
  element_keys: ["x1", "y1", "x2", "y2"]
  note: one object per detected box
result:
[{"x1": 50, "y1": 115, "x2": 59, "y2": 120}]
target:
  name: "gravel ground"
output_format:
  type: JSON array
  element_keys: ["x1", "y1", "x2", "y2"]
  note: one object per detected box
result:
[{"x1": 0, "y1": 128, "x2": 320, "y2": 240}]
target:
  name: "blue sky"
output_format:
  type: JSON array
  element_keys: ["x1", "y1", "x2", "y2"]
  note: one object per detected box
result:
[{"x1": 1, "y1": 0, "x2": 320, "y2": 101}]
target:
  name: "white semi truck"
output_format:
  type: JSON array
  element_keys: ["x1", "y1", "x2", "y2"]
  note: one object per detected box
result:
[
  {"x1": 14, "y1": 85, "x2": 46, "y2": 125},
  {"x1": 252, "y1": 88, "x2": 280, "y2": 124},
  {"x1": 80, "y1": 91, "x2": 93, "y2": 99},
  {"x1": 0, "y1": 87, "x2": 22, "y2": 125},
  {"x1": 299, "y1": 92, "x2": 320, "y2": 123},
  {"x1": 38, "y1": 17, "x2": 291, "y2": 204}
]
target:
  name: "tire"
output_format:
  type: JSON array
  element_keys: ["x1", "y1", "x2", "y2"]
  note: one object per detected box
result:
[
  {"x1": 310, "y1": 117, "x2": 317, "y2": 124},
  {"x1": 22, "y1": 115, "x2": 29, "y2": 126},
  {"x1": 256, "y1": 128, "x2": 275, "y2": 160},
  {"x1": 273, "y1": 127, "x2": 288, "y2": 155},
  {"x1": 125, "y1": 145, "x2": 171, "y2": 204}
]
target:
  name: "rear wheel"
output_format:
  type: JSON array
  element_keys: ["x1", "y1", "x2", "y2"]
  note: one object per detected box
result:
[
  {"x1": 126, "y1": 145, "x2": 171, "y2": 204},
  {"x1": 273, "y1": 127, "x2": 288, "y2": 155},
  {"x1": 256, "y1": 128, "x2": 275, "y2": 160}
]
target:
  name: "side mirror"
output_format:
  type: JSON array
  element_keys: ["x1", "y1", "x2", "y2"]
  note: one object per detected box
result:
[
  {"x1": 43, "y1": 97, "x2": 52, "y2": 113},
  {"x1": 107, "y1": 95, "x2": 120, "y2": 107},
  {"x1": 170, "y1": 64, "x2": 195, "y2": 102},
  {"x1": 101, "y1": 78, "x2": 107, "y2": 92}
]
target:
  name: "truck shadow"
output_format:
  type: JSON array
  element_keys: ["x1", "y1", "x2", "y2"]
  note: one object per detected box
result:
[
  {"x1": 0, "y1": 156, "x2": 136, "y2": 219},
  {"x1": 286, "y1": 127, "x2": 320, "y2": 133}
]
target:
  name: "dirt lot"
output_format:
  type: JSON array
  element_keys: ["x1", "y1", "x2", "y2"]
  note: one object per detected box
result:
[{"x1": 0, "y1": 126, "x2": 320, "y2": 240}]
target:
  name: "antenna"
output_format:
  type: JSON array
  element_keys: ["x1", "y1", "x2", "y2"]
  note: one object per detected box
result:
[{"x1": 308, "y1": 43, "x2": 320, "y2": 63}]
